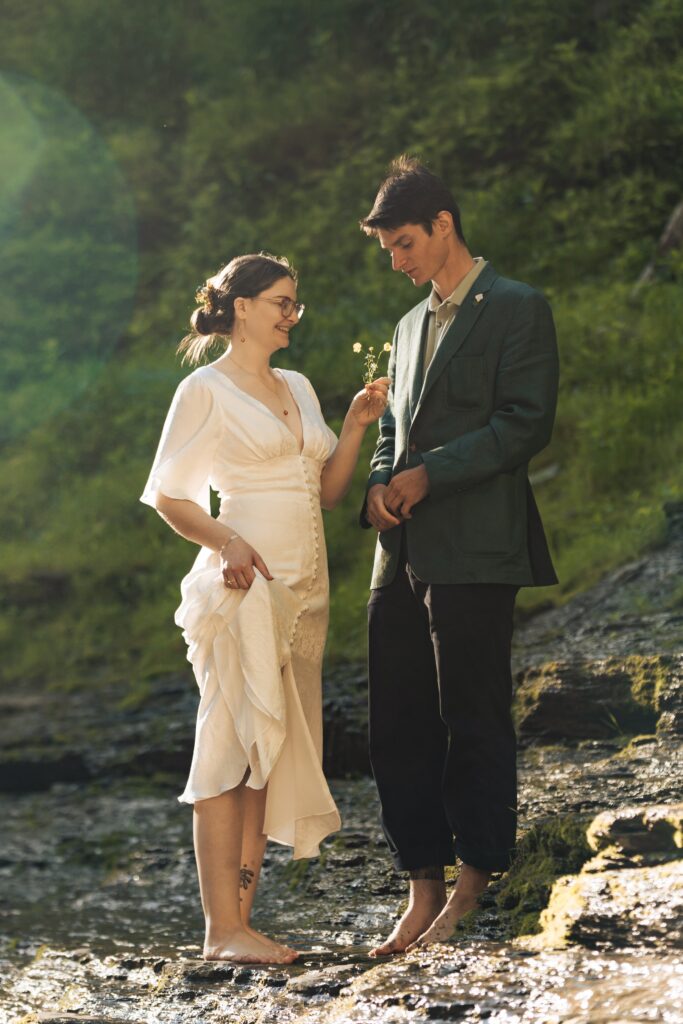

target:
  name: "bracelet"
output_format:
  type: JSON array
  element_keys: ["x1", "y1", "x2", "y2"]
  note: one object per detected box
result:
[{"x1": 218, "y1": 533, "x2": 239, "y2": 558}]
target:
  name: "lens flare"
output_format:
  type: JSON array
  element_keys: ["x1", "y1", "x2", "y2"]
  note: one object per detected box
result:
[{"x1": 0, "y1": 74, "x2": 137, "y2": 443}]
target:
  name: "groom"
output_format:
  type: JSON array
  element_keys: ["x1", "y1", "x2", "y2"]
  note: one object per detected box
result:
[{"x1": 359, "y1": 156, "x2": 559, "y2": 953}]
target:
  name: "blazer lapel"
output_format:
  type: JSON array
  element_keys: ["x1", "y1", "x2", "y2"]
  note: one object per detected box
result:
[
  {"x1": 413, "y1": 264, "x2": 498, "y2": 420},
  {"x1": 407, "y1": 301, "x2": 430, "y2": 419}
]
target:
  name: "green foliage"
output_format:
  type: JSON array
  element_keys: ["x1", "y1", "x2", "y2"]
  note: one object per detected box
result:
[
  {"x1": 519, "y1": 276, "x2": 683, "y2": 604},
  {"x1": 0, "y1": 0, "x2": 682, "y2": 690}
]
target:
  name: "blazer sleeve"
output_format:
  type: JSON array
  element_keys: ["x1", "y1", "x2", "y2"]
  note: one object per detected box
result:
[
  {"x1": 421, "y1": 290, "x2": 559, "y2": 500},
  {"x1": 359, "y1": 326, "x2": 398, "y2": 528}
]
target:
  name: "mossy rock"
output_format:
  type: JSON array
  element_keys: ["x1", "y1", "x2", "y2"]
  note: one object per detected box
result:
[
  {"x1": 493, "y1": 816, "x2": 593, "y2": 938},
  {"x1": 586, "y1": 803, "x2": 683, "y2": 858},
  {"x1": 514, "y1": 654, "x2": 679, "y2": 743}
]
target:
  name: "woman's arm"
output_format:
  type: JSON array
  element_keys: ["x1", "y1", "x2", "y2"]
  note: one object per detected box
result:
[
  {"x1": 155, "y1": 494, "x2": 272, "y2": 589},
  {"x1": 155, "y1": 493, "x2": 233, "y2": 551},
  {"x1": 320, "y1": 379, "x2": 389, "y2": 510},
  {"x1": 320, "y1": 415, "x2": 367, "y2": 510}
]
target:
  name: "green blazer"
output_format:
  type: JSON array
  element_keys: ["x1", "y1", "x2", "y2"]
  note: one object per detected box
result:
[{"x1": 360, "y1": 263, "x2": 559, "y2": 589}]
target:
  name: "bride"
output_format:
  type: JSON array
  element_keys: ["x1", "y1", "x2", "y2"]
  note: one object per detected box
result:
[{"x1": 141, "y1": 252, "x2": 387, "y2": 964}]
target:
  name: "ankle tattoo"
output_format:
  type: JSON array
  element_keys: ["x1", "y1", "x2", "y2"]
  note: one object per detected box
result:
[
  {"x1": 409, "y1": 865, "x2": 444, "y2": 881},
  {"x1": 240, "y1": 865, "x2": 255, "y2": 890}
]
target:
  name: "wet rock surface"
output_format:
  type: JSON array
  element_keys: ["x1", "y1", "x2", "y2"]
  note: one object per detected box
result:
[
  {"x1": 533, "y1": 801, "x2": 683, "y2": 952},
  {"x1": 2, "y1": 512, "x2": 683, "y2": 1022},
  {"x1": 512, "y1": 502, "x2": 683, "y2": 670},
  {"x1": 0, "y1": 666, "x2": 368, "y2": 794},
  {"x1": 586, "y1": 802, "x2": 683, "y2": 863},
  {"x1": 536, "y1": 859, "x2": 683, "y2": 950},
  {"x1": 0, "y1": 682, "x2": 197, "y2": 793},
  {"x1": 322, "y1": 665, "x2": 370, "y2": 777},
  {"x1": 514, "y1": 653, "x2": 683, "y2": 743}
]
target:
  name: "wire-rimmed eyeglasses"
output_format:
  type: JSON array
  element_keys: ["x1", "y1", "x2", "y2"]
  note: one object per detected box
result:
[{"x1": 253, "y1": 297, "x2": 305, "y2": 320}]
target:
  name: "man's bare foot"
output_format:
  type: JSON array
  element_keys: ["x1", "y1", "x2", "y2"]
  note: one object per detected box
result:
[
  {"x1": 406, "y1": 865, "x2": 490, "y2": 952},
  {"x1": 370, "y1": 871, "x2": 447, "y2": 957},
  {"x1": 204, "y1": 926, "x2": 297, "y2": 964}
]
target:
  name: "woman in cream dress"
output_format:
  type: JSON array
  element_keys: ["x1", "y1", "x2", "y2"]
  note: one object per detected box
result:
[{"x1": 141, "y1": 253, "x2": 387, "y2": 964}]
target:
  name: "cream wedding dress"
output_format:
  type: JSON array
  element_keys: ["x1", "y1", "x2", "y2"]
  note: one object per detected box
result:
[{"x1": 141, "y1": 365, "x2": 341, "y2": 858}]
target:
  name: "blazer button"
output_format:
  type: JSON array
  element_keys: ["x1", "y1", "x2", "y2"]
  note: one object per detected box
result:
[{"x1": 409, "y1": 442, "x2": 417, "y2": 452}]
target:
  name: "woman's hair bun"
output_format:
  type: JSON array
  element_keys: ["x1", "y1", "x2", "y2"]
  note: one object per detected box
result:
[
  {"x1": 191, "y1": 282, "x2": 230, "y2": 336},
  {"x1": 190, "y1": 307, "x2": 212, "y2": 336},
  {"x1": 195, "y1": 282, "x2": 220, "y2": 314}
]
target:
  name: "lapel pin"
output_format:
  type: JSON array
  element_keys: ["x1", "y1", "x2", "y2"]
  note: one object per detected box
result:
[{"x1": 474, "y1": 293, "x2": 484, "y2": 304}]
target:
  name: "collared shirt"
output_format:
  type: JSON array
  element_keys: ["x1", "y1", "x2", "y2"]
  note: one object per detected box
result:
[{"x1": 422, "y1": 257, "x2": 488, "y2": 381}]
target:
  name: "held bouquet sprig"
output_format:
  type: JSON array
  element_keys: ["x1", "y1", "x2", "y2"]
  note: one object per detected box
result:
[{"x1": 353, "y1": 340, "x2": 392, "y2": 386}]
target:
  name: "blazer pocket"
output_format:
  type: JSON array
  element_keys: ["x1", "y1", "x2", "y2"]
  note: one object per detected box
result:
[
  {"x1": 455, "y1": 473, "x2": 525, "y2": 557},
  {"x1": 446, "y1": 356, "x2": 486, "y2": 409}
]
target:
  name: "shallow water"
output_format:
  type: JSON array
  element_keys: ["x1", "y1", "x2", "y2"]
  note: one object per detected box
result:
[{"x1": 1, "y1": 769, "x2": 681, "y2": 1023}]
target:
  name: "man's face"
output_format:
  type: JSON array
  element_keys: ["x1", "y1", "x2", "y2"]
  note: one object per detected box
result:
[{"x1": 377, "y1": 221, "x2": 449, "y2": 288}]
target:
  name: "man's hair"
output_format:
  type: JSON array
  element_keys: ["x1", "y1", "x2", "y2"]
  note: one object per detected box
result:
[{"x1": 360, "y1": 155, "x2": 466, "y2": 244}]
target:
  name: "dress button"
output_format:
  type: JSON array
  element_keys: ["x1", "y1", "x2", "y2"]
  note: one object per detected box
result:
[{"x1": 409, "y1": 442, "x2": 417, "y2": 452}]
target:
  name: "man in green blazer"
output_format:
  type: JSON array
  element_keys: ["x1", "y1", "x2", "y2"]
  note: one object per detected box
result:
[{"x1": 359, "y1": 156, "x2": 559, "y2": 954}]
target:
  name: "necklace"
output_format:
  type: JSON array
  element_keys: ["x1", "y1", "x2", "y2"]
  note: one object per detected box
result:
[{"x1": 226, "y1": 355, "x2": 289, "y2": 415}]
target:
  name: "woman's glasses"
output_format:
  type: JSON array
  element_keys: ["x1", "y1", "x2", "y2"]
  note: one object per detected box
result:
[{"x1": 253, "y1": 297, "x2": 305, "y2": 320}]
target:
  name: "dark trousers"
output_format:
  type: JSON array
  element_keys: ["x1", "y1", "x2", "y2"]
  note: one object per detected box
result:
[{"x1": 368, "y1": 537, "x2": 518, "y2": 873}]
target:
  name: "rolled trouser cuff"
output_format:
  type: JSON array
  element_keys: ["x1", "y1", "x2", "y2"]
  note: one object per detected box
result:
[
  {"x1": 389, "y1": 841, "x2": 456, "y2": 873},
  {"x1": 455, "y1": 839, "x2": 514, "y2": 874}
]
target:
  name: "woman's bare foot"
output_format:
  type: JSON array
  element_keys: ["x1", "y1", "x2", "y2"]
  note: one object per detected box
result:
[
  {"x1": 406, "y1": 865, "x2": 490, "y2": 952},
  {"x1": 370, "y1": 873, "x2": 447, "y2": 957},
  {"x1": 245, "y1": 924, "x2": 299, "y2": 960},
  {"x1": 204, "y1": 926, "x2": 297, "y2": 964}
]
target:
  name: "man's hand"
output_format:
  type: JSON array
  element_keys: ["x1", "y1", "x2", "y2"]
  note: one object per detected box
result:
[
  {"x1": 384, "y1": 465, "x2": 430, "y2": 520},
  {"x1": 366, "y1": 483, "x2": 401, "y2": 532}
]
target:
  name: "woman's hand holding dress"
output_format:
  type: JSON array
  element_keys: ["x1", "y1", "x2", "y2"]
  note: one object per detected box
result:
[{"x1": 221, "y1": 537, "x2": 273, "y2": 590}]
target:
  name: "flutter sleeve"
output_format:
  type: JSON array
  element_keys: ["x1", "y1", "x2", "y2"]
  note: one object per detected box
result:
[{"x1": 140, "y1": 371, "x2": 222, "y2": 514}]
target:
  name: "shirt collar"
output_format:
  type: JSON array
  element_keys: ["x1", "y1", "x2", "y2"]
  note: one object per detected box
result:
[{"x1": 428, "y1": 257, "x2": 488, "y2": 313}]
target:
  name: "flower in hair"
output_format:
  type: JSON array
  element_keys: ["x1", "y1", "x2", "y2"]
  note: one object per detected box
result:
[{"x1": 195, "y1": 283, "x2": 220, "y2": 314}]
